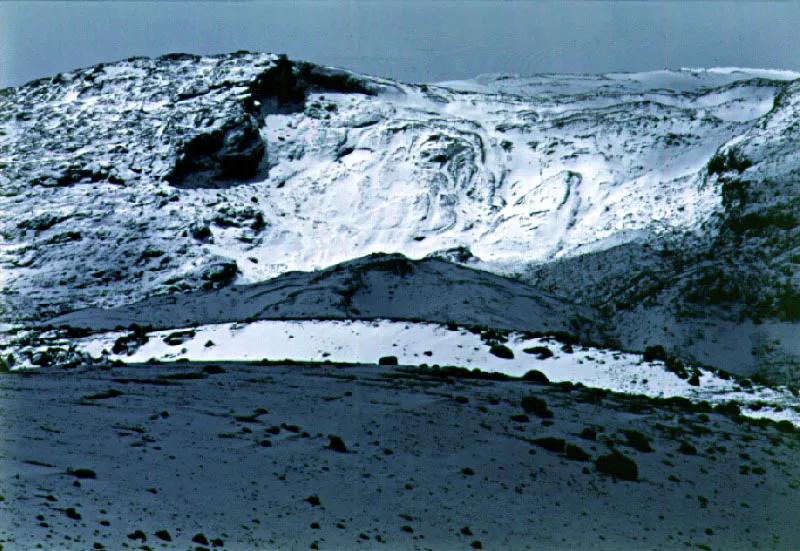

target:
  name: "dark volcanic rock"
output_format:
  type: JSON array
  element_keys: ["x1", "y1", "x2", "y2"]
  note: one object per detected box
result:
[
  {"x1": 595, "y1": 452, "x2": 638, "y2": 481},
  {"x1": 170, "y1": 113, "x2": 266, "y2": 185},
  {"x1": 521, "y1": 396, "x2": 553, "y2": 419}
]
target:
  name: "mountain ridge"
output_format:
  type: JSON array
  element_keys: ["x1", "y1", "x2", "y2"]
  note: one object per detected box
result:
[{"x1": 1, "y1": 51, "x2": 798, "y2": 379}]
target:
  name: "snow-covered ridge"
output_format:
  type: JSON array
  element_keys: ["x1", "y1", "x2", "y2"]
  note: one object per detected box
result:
[
  {"x1": 0, "y1": 53, "x2": 793, "y2": 322},
  {"x1": 438, "y1": 66, "x2": 799, "y2": 96},
  {"x1": 680, "y1": 67, "x2": 800, "y2": 80},
  {"x1": 52, "y1": 319, "x2": 800, "y2": 426}
]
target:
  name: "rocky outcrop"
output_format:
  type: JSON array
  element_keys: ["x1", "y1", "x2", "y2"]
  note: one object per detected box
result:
[
  {"x1": 0, "y1": 52, "x2": 383, "y2": 320},
  {"x1": 1, "y1": 55, "x2": 798, "y2": 382}
]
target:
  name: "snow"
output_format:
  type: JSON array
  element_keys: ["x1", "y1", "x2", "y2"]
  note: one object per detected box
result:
[
  {"x1": 1, "y1": 55, "x2": 791, "y2": 320},
  {"x1": 1, "y1": 54, "x2": 799, "y2": 548},
  {"x1": 225, "y1": 77, "x2": 745, "y2": 281},
  {"x1": 689, "y1": 67, "x2": 800, "y2": 80},
  {"x1": 74, "y1": 319, "x2": 800, "y2": 425}
]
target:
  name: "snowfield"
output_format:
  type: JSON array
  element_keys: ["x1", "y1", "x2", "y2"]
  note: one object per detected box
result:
[
  {"x1": 67, "y1": 319, "x2": 800, "y2": 426},
  {"x1": 1, "y1": 53, "x2": 797, "y2": 321}
]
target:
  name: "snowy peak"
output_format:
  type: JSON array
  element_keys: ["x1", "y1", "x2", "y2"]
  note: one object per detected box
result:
[
  {"x1": 0, "y1": 53, "x2": 797, "y2": 329},
  {"x1": 1, "y1": 52, "x2": 278, "y2": 188},
  {"x1": 0, "y1": 51, "x2": 386, "y2": 191}
]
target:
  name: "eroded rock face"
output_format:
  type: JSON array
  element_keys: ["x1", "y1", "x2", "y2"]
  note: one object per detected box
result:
[
  {"x1": 0, "y1": 54, "x2": 798, "y2": 339},
  {"x1": 0, "y1": 52, "x2": 280, "y2": 319},
  {"x1": 1, "y1": 52, "x2": 276, "y2": 190},
  {"x1": 169, "y1": 113, "x2": 266, "y2": 186},
  {"x1": 0, "y1": 52, "x2": 389, "y2": 321}
]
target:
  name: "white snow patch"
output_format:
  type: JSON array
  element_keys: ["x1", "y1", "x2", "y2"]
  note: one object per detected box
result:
[
  {"x1": 75, "y1": 319, "x2": 800, "y2": 425},
  {"x1": 696, "y1": 67, "x2": 800, "y2": 81},
  {"x1": 5, "y1": 60, "x2": 791, "y2": 317}
]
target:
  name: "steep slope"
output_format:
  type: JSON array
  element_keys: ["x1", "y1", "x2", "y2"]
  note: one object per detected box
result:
[
  {"x1": 1, "y1": 54, "x2": 798, "y2": 378},
  {"x1": 0, "y1": 52, "x2": 392, "y2": 321},
  {"x1": 1, "y1": 54, "x2": 794, "y2": 323},
  {"x1": 525, "y1": 77, "x2": 800, "y2": 380}
]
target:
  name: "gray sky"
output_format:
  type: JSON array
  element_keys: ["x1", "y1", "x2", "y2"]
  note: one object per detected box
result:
[{"x1": 2, "y1": 1, "x2": 800, "y2": 88}]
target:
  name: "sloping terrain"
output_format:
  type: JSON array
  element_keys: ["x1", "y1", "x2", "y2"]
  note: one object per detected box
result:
[
  {"x1": 69, "y1": 319, "x2": 800, "y2": 423},
  {"x1": 39, "y1": 245, "x2": 800, "y2": 379},
  {"x1": 2, "y1": 54, "x2": 800, "y2": 551},
  {"x1": 2, "y1": 361, "x2": 799, "y2": 550},
  {"x1": 2, "y1": 54, "x2": 797, "y2": 334},
  {"x1": 523, "y1": 77, "x2": 800, "y2": 379},
  {"x1": 47, "y1": 254, "x2": 599, "y2": 339},
  {"x1": 0, "y1": 52, "x2": 394, "y2": 321}
]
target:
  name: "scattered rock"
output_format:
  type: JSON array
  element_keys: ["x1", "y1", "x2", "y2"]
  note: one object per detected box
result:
[
  {"x1": 83, "y1": 389, "x2": 123, "y2": 400},
  {"x1": 68, "y1": 468, "x2": 97, "y2": 479},
  {"x1": 714, "y1": 402, "x2": 741, "y2": 416},
  {"x1": 327, "y1": 434, "x2": 348, "y2": 453},
  {"x1": 776, "y1": 420, "x2": 795, "y2": 433},
  {"x1": 489, "y1": 344, "x2": 514, "y2": 359},
  {"x1": 566, "y1": 444, "x2": 591, "y2": 461},
  {"x1": 643, "y1": 345, "x2": 667, "y2": 362},
  {"x1": 595, "y1": 452, "x2": 638, "y2": 481},
  {"x1": 163, "y1": 330, "x2": 196, "y2": 346},
  {"x1": 521, "y1": 370, "x2": 550, "y2": 384},
  {"x1": 523, "y1": 346, "x2": 553, "y2": 360},
  {"x1": 532, "y1": 437, "x2": 566, "y2": 453},
  {"x1": 202, "y1": 364, "x2": 226, "y2": 375},
  {"x1": 127, "y1": 530, "x2": 146, "y2": 541},
  {"x1": 520, "y1": 396, "x2": 553, "y2": 418},
  {"x1": 623, "y1": 430, "x2": 653, "y2": 453}
]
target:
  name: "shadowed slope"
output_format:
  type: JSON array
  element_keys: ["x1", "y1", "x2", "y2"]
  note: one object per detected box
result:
[{"x1": 49, "y1": 253, "x2": 601, "y2": 341}]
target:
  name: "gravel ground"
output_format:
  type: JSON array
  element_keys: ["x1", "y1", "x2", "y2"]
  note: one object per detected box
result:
[{"x1": 1, "y1": 361, "x2": 799, "y2": 550}]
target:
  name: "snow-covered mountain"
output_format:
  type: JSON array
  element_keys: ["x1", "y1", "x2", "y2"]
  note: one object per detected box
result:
[
  {"x1": 4, "y1": 54, "x2": 800, "y2": 551},
  {"x1": 1, "y1": 52, "x2": 799, "y2": 378}
]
